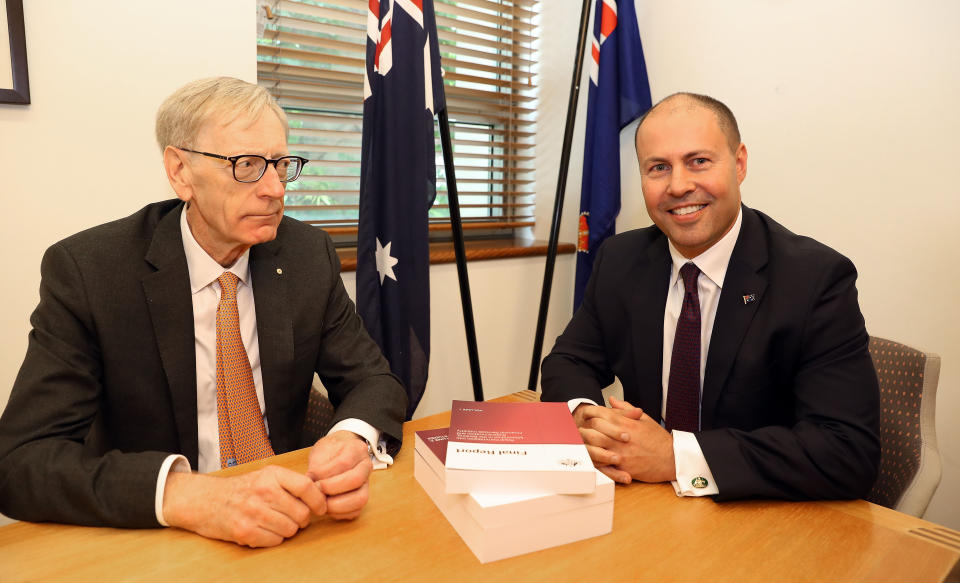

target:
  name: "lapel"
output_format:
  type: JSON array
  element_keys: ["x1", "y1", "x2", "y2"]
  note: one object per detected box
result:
[
  {"x1": 249, "y1": 232, "x2": 295, "y2": 452},
  {"x1": 141, "y1": 202, "x2": 199, "y2": 465},
  {"x1": 630, "y1": 234, "x2": 672, "y2": 421},
  {"x1": 700, "y1": 207, "x2": 768, "y2": 428}
]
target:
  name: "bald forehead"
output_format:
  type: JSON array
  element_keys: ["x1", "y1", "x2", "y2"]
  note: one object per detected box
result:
[
  {"x1": 652, "y1": 95, "x2": 704, "y2": 116},
  {"x1": 637, "y1": 95, "x2": 740, "y2": 153}
]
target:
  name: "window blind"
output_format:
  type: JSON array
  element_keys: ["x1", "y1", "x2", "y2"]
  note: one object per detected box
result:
[{"x1": 257, "y1": 0, "x2": 539, "y2": 244}]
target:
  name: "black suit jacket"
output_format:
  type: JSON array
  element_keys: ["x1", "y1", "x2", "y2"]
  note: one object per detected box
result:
[
  {"x1": 0, "y1": 200, "x2": 407, "y2": 527},
  {"x1": 541, "y1": 206, "x2": 880, "y2": 501}
]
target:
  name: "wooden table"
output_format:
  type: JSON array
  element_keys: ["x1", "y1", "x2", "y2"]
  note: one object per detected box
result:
[{"x1": 1, "y1": 391, "x2": 958, "y2": 582}]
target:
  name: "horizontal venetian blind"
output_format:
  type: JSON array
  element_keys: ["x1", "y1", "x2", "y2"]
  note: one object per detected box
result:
[{"x1": 257, "y1": 0, "x2": 539, "y2": 244}]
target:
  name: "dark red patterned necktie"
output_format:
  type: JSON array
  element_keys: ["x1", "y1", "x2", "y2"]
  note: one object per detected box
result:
[{"x1": 665, "y1": 262, "x2": 701, "y2": 432}]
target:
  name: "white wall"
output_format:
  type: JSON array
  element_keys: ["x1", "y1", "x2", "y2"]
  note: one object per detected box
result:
[
  {"x1": 543, "y1": 0, "x2": 960, "y2": 528},
  {"x1": 0, "y1": 0, "x2": 956, "y2": 531},
  {"x1": 340, "y1": 257, "x2": 574, "y2": 419}
]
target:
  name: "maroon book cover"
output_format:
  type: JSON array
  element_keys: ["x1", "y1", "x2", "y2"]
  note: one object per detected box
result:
[
  {"x1": 448, "y1": 400, "x2": 583, "y2": 445},
  {"x1": 416, "y1": 427, "x2": 449, "y2": 464},
  {"x1": 443, "y1": 400, "x2": 594, "y2": 494}
]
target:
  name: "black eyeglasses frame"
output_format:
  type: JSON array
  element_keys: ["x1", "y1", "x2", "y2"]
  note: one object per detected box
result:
[{"x1": 177, "y1": 147, "x2": 308, "y2": 183}]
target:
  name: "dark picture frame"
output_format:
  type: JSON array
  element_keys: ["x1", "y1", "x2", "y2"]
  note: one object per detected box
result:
[{"x1": 1, "y1": 0, "x2": 29, "y2": 105}]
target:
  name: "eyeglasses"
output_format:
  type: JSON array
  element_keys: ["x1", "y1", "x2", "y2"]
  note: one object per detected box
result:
[{"x1": 177, "y1": 147, "x2": 308, "y2": 183}]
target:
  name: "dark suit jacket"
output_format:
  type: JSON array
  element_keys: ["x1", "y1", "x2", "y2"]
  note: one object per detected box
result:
[
  {"x1": 541, "y1": 206, "x2": 880, "y2": 501},
  {"x1": 0, "y1": 200, "x2": 407, "y2": 527}
]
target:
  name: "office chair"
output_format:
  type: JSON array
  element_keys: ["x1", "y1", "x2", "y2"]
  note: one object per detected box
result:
[
  {"x1": 302, "y1": 379, "x2": 336, "y2": 446},
  {"x1": 865, "y1": 336, "x2": 942, "y2": 517}
]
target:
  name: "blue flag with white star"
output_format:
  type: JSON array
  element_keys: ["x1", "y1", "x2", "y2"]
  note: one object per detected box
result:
[
  {"x1": 357, "y1": 0, "x2": 445, "y2": 419},
  {"x1": 574, "y1": 0, "x2": 652, "y2": 310}
]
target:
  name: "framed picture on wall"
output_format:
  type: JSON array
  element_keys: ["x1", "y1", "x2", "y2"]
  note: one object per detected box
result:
[{"x1": 1, "y1": 0, "x2": 29, "y2": 105}]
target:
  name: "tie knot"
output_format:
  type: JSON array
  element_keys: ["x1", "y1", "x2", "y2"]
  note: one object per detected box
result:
[
  {"x1": 679, "y1": 262, "x2": 700, "y2": 293},
  {"x1": 218, "y1": 271, "x2": 240, "y2": 299}
]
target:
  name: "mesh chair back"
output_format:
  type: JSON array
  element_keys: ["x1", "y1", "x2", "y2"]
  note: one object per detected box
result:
[
  {"x1": 866, "y1": 336, "x2": 941, "y2": 516},
  {"x1": 302, "y1": 380, "x2": 336, "y2": 446}
]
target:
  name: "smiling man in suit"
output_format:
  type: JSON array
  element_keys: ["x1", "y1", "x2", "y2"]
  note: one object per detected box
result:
[
  {"x1": 0, "y1": 77, "x2": 407, "y2": 546},
  {"x1": 541, "y1": 92, "x2": 880, "y2": 501}
]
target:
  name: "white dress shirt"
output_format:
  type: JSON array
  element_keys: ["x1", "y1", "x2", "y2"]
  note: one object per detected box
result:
[
  {"x1": 662, "y1": 208, "x2": 741, "y2": 496},
  {"x1": 569, "y1": 208, "x2": 743, "y2": 497},
  {"x1": 153, "y1": 206, "x2": 389, "y2": 525}
]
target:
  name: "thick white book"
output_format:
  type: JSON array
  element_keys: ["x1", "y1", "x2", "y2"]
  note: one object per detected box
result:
[
  {"x1": 414, "y1": 429, "x2": 614, "y2": 563},
  {"x1": 443, "y1": 400, "x2": 595, "y2": 495}
]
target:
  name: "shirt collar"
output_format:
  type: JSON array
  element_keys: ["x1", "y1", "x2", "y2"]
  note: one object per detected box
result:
[
  {"x1": 179, "y1": 205, "x2": 251, "y2": 293},
  {"x1": 667, "y1": 207, "x2": 743, "y2": 289}
]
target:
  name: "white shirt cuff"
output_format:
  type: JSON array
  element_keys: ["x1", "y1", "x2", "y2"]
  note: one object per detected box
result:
[
  {"x1": 670, "y1": 430, "x2": 719, "y2": 496},
  {"x1": 327, "y1": 418, "x2": 393, "y2": 470},
  {"x1": 155, "y1": 454, "x2": 191, "y2": 526},
  {"x1": 567, "y1": 397, "x2": 600, "y2": 413}
]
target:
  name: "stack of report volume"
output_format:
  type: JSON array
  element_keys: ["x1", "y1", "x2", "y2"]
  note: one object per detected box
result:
[{"x1": 413, "y1": 400, "x2": 614, "y2": 563}]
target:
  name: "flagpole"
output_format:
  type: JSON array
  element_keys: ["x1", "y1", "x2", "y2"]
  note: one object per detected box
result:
[
  {"x1": 527, "y1": 0, "x2": 593, "y2": 392},
  {"x1": 438, "y1": 108, "x2": 484, "y2": 402}
]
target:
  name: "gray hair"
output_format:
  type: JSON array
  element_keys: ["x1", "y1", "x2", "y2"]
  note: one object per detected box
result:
[{"x1": 155, "y1": 77, "x2": 288, "y2": 150}]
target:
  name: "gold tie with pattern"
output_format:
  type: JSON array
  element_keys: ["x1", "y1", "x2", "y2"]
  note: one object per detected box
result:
[{"x1": 216, "y1": 271, "x2": 274, "y2": 468}]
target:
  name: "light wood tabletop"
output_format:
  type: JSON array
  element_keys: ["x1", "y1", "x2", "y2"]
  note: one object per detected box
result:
[{"x1": 1, "y1": 390, "x2": 958, "y2": 582}]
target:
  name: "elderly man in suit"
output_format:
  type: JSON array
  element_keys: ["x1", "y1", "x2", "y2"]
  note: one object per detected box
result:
[
  {"x1": 541, "y1": 92, "x2": 880, "y2": 501},
  {"x1": 0, "y1": 77, "x2": 407, "y2": 547}
]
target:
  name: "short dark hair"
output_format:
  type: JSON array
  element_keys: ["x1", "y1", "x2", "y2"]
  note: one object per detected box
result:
[{"x1": 634, "y1": 92, "x2": 741, "y2": 153}]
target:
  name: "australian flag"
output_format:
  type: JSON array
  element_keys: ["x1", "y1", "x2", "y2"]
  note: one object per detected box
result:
[
  {"x1": 357, "y1": 0, "x2": 445, "y2": 419},
  {"x1": 574, "y1": 0, "x2": 652, "y2": 310}
]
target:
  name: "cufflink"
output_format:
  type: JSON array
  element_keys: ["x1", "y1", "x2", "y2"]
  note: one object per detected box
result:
[{"x1": 691, "y1": 476, "x2": 709, "y2": 489}]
